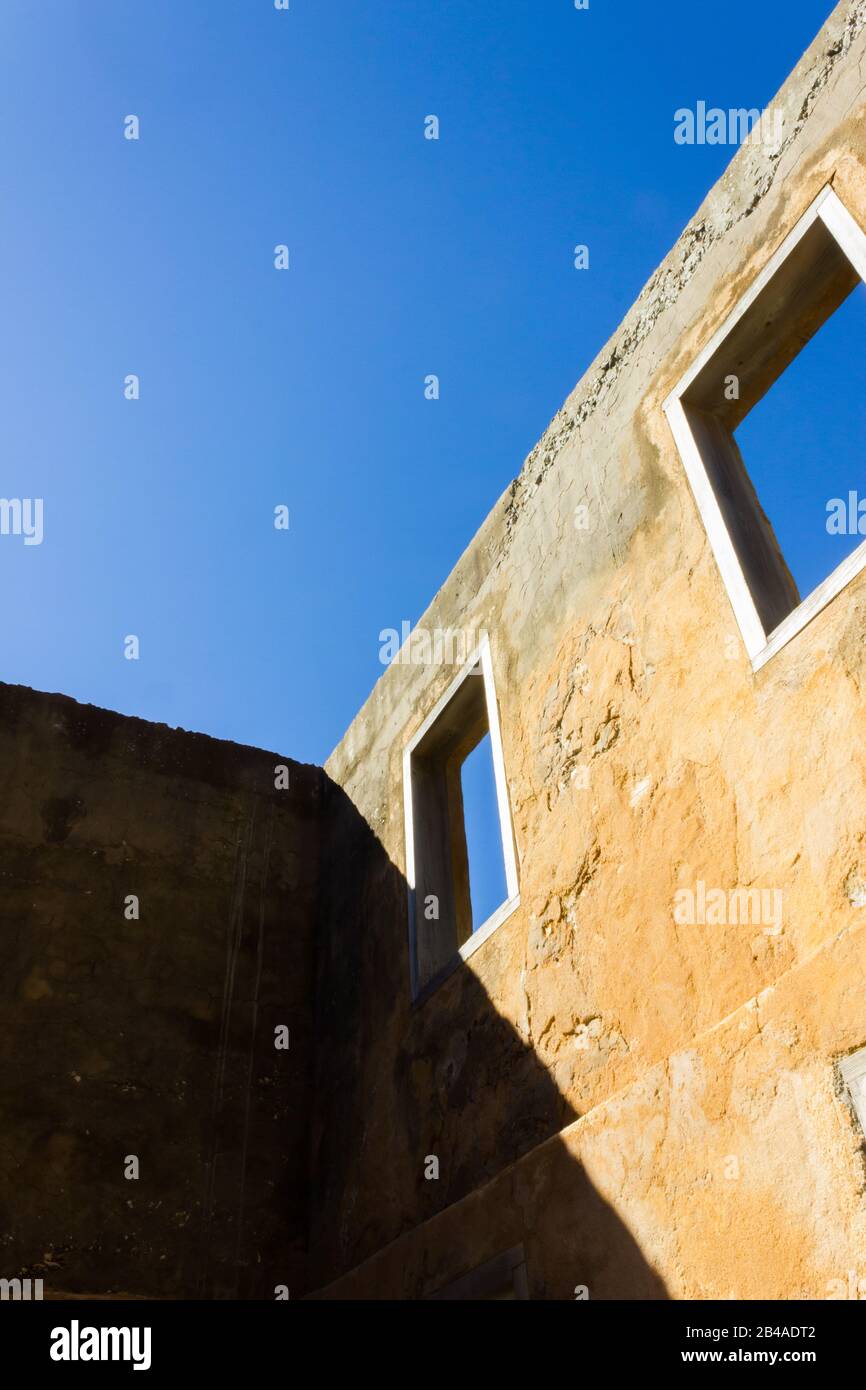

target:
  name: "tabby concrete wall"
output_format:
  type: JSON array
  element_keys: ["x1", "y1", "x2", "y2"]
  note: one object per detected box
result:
[
  {"x1": 0, "y1": 682, "x2": 320, "y2": 1299},
  {"x1": 314, "y1": 0, "x2": 866, "y2": 1297}
]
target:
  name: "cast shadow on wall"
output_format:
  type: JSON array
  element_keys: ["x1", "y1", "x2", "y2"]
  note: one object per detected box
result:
[{"x1": 308, "y1": 776, "x2": 669, "y2": 1300}]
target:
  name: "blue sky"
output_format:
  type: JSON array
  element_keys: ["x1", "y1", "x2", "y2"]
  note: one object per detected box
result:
[
  {"x1": 462, "y1": 732, "x2": 508, "y2": 930},
  {"x1": 0, "y1": 0, "x2": 842, "y2": 765},
  {"x1": 735, "y1": 281, "x2": 866, "y2": 600}
]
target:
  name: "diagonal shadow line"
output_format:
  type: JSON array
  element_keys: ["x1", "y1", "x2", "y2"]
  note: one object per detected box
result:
[{"x1": 307, "y1": 773, "x2": 669, "y2": 1301}]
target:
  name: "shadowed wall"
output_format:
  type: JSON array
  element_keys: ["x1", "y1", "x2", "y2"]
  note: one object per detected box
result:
[{"x1": 0, "y1": 682, "x2": 320, "y2": 1299}]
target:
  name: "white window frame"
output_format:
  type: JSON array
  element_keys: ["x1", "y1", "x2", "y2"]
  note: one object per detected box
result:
[
  {"x1": 840, "y1": 1047, "x2": 866, "y2": 1138},
  {"x1": 663, "y1": 186, "x2": 866, "y2": 671},
  {"x1": 402, "y1": 631, "x2": 520, "y2": 1002}
]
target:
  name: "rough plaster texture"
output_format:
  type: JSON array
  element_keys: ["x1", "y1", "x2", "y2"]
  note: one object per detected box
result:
[
  {"x1": 315, "y1": 0, "x2": 866, "y2": 1298},
  {"x1": 0, "y1": 683, "x2": 320, "y2": 1298},
  {"x1": 3, "y1": 0, "x2": 866, "y2": 1304}
]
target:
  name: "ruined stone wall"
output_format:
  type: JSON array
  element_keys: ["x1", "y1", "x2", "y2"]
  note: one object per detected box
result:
[
  {"x1": 313, "y1": 0, "x2": 866, "y2": 1298},
  {"x1": 0, "y1": 683, "x2": 320, "y2": 1299}
]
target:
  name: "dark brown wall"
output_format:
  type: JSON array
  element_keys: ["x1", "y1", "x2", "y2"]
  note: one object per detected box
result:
[
  {"x1": 307, "y1": 777, "x2": 575, "y2": 1292},
  {"x1": 0, "y1": 683, "x2": 321, "y2": 1299}
]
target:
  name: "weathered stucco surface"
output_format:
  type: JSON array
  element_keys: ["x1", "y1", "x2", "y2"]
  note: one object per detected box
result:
[
  {"x1": 314, "y1": 0, "x2": 866, "y2": 1298},
  {"x1": 0, "y1": 683, "x2": 320, "y2": 1298},
  {"x1": 3, "y1": 0, "x2": 866, "y2": 1304}
]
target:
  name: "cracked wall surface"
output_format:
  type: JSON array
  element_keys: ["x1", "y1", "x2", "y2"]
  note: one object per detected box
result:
[
  {"x1": 315, "y1": 0, "x2": 866, "y2": 1298},
  {"x1": 2, "y1": 0, "x2": 866, "y2": 1306}
]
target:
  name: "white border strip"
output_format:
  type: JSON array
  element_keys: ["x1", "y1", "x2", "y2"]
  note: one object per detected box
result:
[
  {"x1": 402, "y1": 632, "x2": 520, "y2": 1001},
  {"x1": 663, "y1": 186, "x2": 866, "y2": 669}
]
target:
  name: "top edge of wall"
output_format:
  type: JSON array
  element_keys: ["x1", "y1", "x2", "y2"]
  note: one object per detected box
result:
[{"x1": 326, "y1": 0, "x2": 865, "y2": 777}]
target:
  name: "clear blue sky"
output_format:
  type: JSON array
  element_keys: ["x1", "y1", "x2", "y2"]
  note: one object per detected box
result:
[
  {"x1": 735, "y1": 281, "x2": 866, "y2": 600},
  {"x1": 0, "y1": 0, "x2": 841, "y2": 765},
  {"x1": 462, "y1": 733, "x2": 508, "y2": 930}
]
